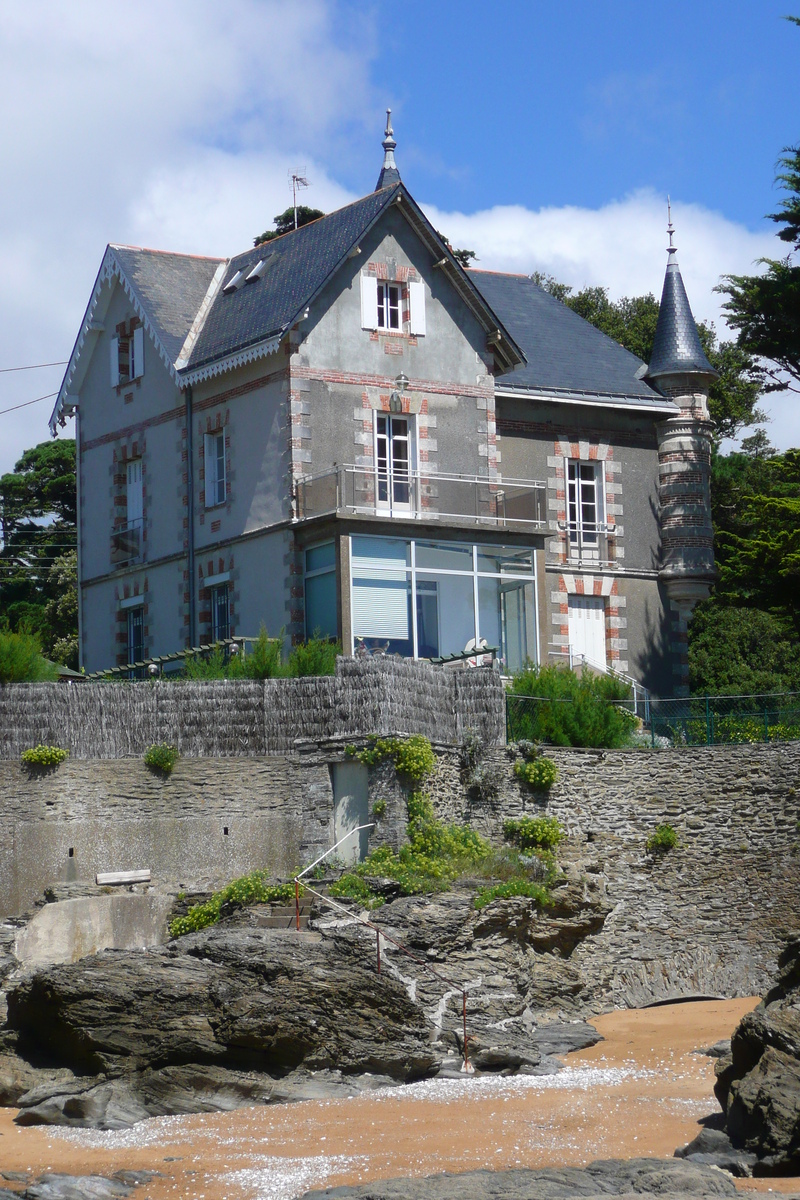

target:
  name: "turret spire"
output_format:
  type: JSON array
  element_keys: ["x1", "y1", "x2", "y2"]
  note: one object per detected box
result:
[
  {"x1": 374, "y1": 109, "x2": 401, "y2": 191},
  {"x1": 645, "y1": 199, "x2": 716, "y2": 389}
]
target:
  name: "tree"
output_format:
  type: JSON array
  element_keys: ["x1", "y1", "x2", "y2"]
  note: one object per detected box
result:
[
  {"x1": 437, "y1": 232, "x2": 478, "y2": 270},
  {"x1": 0, "y1": 440, "x2": 77, "y2": 656},
  {"x1": 44, "y1": 550, "x2": 78, "y2": 668},
  {"x1": 254, "y1": 206, "x2": 325, "y2": 246},
  {"x1": 531, "y1": 277, "x2": 764, "y2": 442}
]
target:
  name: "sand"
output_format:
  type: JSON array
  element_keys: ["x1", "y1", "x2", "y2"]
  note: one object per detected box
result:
[{"x1": 0, "y1": 997, "x2": 797, "y2": 1199}]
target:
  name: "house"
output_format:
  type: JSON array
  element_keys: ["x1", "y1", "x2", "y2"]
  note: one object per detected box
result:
[{"x1": 50, "y1": 115, "x2": 716, "y2": 696}]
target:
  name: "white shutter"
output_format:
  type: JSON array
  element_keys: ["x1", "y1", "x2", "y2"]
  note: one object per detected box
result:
[
  {"x1": 351, "y1": 540, "x2": 409, "y2": 639},
  {"x1": 408, "y1": 279, "x2": 426, "y2": 336},
  {"x1": 360, "y1": 274, "x2": 378, "y2": 329},
  {"x1": 109, "y1": 337, "x2": 120, "y2": 387},
  {"x1": 132, "y1": 326, "x2": 144, "y2": 379},
  {"x1": 204, "y1": 433, "x2": 216, "y2": 506}
]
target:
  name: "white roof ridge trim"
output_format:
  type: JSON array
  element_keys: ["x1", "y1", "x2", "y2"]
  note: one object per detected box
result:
[
  {"x1": 50, "y1": 247, "x2": 188, "y2": 433},
  {"x1": 494, "y1": 387, "x2": 679, "y2": 414},
  {"x1": 174, "y1": 261, "x2": 228, "y2": 372}
]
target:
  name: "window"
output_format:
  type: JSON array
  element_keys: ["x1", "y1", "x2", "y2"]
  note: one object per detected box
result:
[
  {"x1": 110, "y1": 459, "x2": 143, "y2": 565},
  {"x1": 205, "y1": 432, "x2": 226, "y2": 507},
  {"x1": 377, "y1": 282, "x2": 400, "y2": 330},
  {"x1": 375, "y1": 413, "x2": 414, "y2": 509},
  {"x1": 127, "y1": 607, "x2": 144, "y2": 678},
  {"x1": 304, "y1": 542, "x2": 338, "y2": 640},
  {"x1": 350, "y1": 536, "x2": 537, "y2": 671},
  {"x1": 567, "y1": 461, "x2": 604, "y2": 553},
  {"x1": 110, "y1": 327, "x2": 144, "y2": 386},
  {"x1": 210, "y1": 584, "x2": 230, "y2": 643}
]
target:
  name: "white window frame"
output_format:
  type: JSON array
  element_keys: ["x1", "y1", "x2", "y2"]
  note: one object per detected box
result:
[
  {"x1": 377, "y1": 281, "x2": 401, "y2": 330},
  {"x1": 210, "y1": 583, "x2": 230, "y2": 643},
  {"x1": 204, "y1": 431, "x2": 227, "y2": 508},
  {"x1": 374, "y1": 411, "x2": 416, "y2": 514},
  {"x1": 566, "y1": 459, "x2": 605, "y2": 557},
  {"x1": 110, "y1": 327, "x2": 144, "y2": 387}
]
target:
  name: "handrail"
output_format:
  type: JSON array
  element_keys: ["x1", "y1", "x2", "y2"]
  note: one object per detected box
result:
[{"x1": 292, "y1": 841, "x2": 475, "y2": 1071}]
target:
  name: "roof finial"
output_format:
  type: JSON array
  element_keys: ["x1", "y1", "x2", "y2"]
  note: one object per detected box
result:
[
  {"x1": 667, "y1": 195, "x2": 677, "y2": 257},
  {"x1": 374, "y1": 108, "x2": 401, "y2": 190}
]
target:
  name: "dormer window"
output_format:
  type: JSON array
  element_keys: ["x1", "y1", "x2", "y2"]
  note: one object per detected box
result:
[{"x1": 377, "y1": 282, "x2": 400, "y2": 330}]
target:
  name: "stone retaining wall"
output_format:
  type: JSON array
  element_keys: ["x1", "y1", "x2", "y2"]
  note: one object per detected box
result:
[{"x1": 429, "y1": 740, "x2": 800, "y2": 1007}]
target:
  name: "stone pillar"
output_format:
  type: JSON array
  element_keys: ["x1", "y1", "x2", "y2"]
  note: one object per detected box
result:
[{"x1": 655, "y1": 378, "x2": 716, "y2": 696}]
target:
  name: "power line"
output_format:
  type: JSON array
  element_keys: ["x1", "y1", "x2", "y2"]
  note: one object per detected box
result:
[
  {"x1": 0, "y1": 392, "x2": 59, "y2": 417},
  {"x1": 0, "y1": 360, "x2": 68, "y2": 374}
]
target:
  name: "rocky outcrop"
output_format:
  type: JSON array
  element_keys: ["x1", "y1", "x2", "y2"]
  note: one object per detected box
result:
[
  {"x1": 689, "y1": 933, "x2": 800, "y2": 1174},
  {"x1": 300, "y1": 1158, "x2": 738, "y2": 1199},
  {"x1": 1, "y1": 876, "x2": 607, "y2": 1129}
]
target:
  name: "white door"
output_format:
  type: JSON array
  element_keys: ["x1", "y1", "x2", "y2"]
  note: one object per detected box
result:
[
  {"x1": 568, "y1": 594, "x2": 606, "y2": 670},
  {"x1": 375, "y1": 414, "x2": 414, "y2": 512}
]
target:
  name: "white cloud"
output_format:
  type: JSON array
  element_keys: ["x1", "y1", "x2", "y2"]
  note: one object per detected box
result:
[{"x1": 422, "y1": 190, "x2": 799, "y2": 449}]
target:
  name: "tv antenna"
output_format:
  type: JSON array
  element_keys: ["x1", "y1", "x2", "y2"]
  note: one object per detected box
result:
[{"x1": 289, "y1": 168, "x2": 310, "y2": 229}]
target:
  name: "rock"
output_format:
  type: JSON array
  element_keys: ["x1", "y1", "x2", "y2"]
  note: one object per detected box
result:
[
  {"x1": 697, "y1": 1039, "x2": 731, "y2": 1059},
  {"x1": 25, "y1": 1176, "x2": 135, "y2": 1200},
  {"x1": 299, "y1": 1157, "x2": 738, "y2": 1199},
  {"x1": 0, "y1": 1051, "x2": 75, "y2": 1106},
  {"x1": 7, "y1": 919, "x2": 437, "y2": 1086},
  {"x1": 714, "y1": 932, "x2": 800, "y2": 1172},
  {"x1": 675, "y1": 1126, "x2": 758, "y2": 1176},
  {"x1": 530, "y1": 1021, "x2": 602, "y2": 1057}
]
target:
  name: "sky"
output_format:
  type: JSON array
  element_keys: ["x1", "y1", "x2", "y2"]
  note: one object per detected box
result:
[{"x1": 0, "y1": 0, "x2": 797, "y2": 479}]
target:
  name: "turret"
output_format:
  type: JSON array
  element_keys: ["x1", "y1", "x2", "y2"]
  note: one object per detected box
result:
[{"x1": 647, "y1": 205, "x2": 717, "y2": 695}]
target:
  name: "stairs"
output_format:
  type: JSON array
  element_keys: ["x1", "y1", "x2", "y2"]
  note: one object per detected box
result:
[{"x1": 254, "y1": 896, "x2": 313, "y2": 931}]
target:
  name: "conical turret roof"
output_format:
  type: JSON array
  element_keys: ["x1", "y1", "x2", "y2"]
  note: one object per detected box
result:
[{"x1": 646, "y1": 211, "x2": 716, "y2": 387}]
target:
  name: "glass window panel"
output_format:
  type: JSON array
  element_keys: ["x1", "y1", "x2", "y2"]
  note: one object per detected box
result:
[
  {"x1": 351, "y1": 536, "x2": 410, "y2": 576},
  {"x1": 306, "y1": 542, "x2": 335, "y2": 573},
  {"x1": 429, "y1": 573, "x2": 476, "y2": 659},
  {"x1": 416, "y1": 580, "x2": 439, "y2": 659},
  {"x1": 476, "y1": 546, "x2": 533, "y2": 575},
  {"x1": 352, "y1": 577, "x2": 411, "y2": 651},
  {"x1": 501, "y1": 580, "x2": 535, "y2": 673},
  {"x1": 305, "y1": 571, "x2": 338, "y2": 640},
  {"x1": 415, "y1": 540, "x2": 473, "y2": 572}
]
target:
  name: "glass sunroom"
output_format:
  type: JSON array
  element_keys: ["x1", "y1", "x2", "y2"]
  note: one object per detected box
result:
[{"x1": 304, "y1": 534, "x2": 539, "y2": 673}]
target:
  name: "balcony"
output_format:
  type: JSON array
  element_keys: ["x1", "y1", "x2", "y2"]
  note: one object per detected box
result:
[
  {"x1": 110, "y1": 518, "x2": 143, "y2": 566},
  {"x1": 550, "y1": 522, "x2": 618, "y2": 568},
  {"x1": 295, "y1": 466, "x2": 546, "y2": 529}
]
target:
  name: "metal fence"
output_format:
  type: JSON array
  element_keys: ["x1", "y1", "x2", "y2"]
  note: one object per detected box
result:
[
  {"x1": 648, "y1": 693, "x2": 800, "y2": 747},
  {"x1": 505, "y1": 689, "x2": 800, "y2": 748}
]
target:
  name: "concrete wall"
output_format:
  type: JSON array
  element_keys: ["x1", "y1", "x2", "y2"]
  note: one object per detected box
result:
[{"x1": 2, "y1": 734, "x2": 798, "y2": 1011}]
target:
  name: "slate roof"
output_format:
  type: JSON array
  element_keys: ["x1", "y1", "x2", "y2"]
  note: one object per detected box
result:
[
  {"x1": 646, "y1": 257, "x2": 717, "y2": 383},
  {"x1": 470, "y1": 270, "x2": 673, "y2": 408},
  {"x1": 184, "y1": 187, "x2": 401, "y2": 372},
  {"x1": 111, "y1": 247, "x2": 223, "y2": 364}
]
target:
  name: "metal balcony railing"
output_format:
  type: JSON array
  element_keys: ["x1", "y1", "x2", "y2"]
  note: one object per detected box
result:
[
  {"x1": 110, "y1": 518, "x2": 143, "y2": 566},
  {"x1": 551, "y1": 522, "x2": 618, "y2": 567},
  {"x1": 295, "y1": 466, "x2": 546, "y2": 528}
]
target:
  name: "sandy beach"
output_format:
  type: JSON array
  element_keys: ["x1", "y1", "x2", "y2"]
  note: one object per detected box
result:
[{"x1": 1, "y1": 997, "x2": 796, "y2": 1200}]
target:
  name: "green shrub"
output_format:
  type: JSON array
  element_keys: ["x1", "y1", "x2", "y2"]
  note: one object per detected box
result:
[
  {"x1": 514, "y1": 756, "x2": 559, "y2": 790},
  {"x1": 169, "y1": 873, "x2": 298, "y2": 937},
  {"x1": 285, "y1": 634, "x2": 340, "y2": 677},
  {"x1": 503, "y1": 815, "x2": 564, "y2": 851},
  {"x1": 646, "y1": 823, "x2": 679, "y2": 854},
  {"x1": 353, "y1": 735, "x2": 436, "y2": 783},
  {"x1": 20, "y1": 744, "x2": 69, "y2": 768},
  {"x1": 0, "y1": 630, "x2": 58, "y2": 683},
  {"x1": 508, "y1": 665, "x2": 635, "y2": 748},
  {"x1": 371, "y1": 798, "x2": 386, "y2": 818},
  {"x1": 474, "y1": 878, "x2": 552, "y2": 910},
  {"x1": 241, "y1": 627, "x2": 285, "y2": 679},
  {"x1": 144, "y1": 743, "x2": 179, "y2": 775}
]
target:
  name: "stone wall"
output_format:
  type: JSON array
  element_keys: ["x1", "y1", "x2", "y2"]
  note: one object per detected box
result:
[
  {"x1": 0, "y1": 658, "x2": 505, "y2": 759},
  {"x1": 429, "y1": 740, "x2": 800, "y2": 1008}
]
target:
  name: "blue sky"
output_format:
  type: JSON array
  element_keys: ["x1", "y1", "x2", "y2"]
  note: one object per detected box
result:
[{"x1": 0, "y1": 0, "x2": 797, "y2": 477}]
